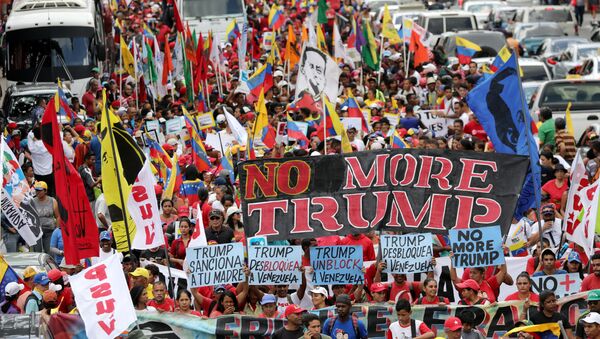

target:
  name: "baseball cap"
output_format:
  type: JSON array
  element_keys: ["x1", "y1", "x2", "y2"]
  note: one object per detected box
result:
[
  {"x1": 22, "y1": 266, "x2": 38, "y2": 279},
  {"x1": 33, "y1": 273, "x2": 50, "y2": 286},
  {"x1": 583, "y1": 312, "x2": 600, "y2": 325},
  {"x1": 216, "y1": 114, "x2": 226, "y2": 123},
  {"x1": 284, "y1": 304, "x2": 306, "y2": 318},
  {"x1": 336, "y1": 294, "x2": 352, "y2": 306},
  {"x1": 214, "y1": 285, "x2": 226, "y2": 293},
  {"x1": 34, "y1": 181, "x2": 48, "y2": 191},
  {"x1": 588, "y1": 290, "x2": 600, "y2": 301},
  {"x1": 129, "y1": 268, "x2": 149, "y2": 279},
  {"x1": 456, "y1": 279, "x2": 480, "y2": 291},
  {"x1": 541, "y1": 248, "x2": 556, "y2": 258},
  {"x1": 99, "y1": 231, "x2": 112, "y2": 241},
  {"x1": 554, "y1": 164, "x2": 567, "y2": 173},
  {"x1": 568, "y1": 251, "x2": 581, "y2": 263},
  {"x1": 162, "y1": 143, "x2": 174, "y2": 152},
  {"x1": 48, "y1": 269, "x2": 66, "y2": 282},
  {"x1": 444, "y1": 317, "x2": 462, "y2": 331},
  {"x1": 260, "y1": 294, "x2": 277, "y2": 305},
  {"x1": 427, "y1": 77, "x2": 436, "y2": 85},
  {"x1": 209, "y1": 209, "x2": 223, "y2": 218},
  {"x1": 309, "y1": 286, "x2": 329, "y2": 298},
  {"x1": 167, "y1": 138, "x2": 179, "y2": 146},
  {"x1": 5, "y1": 282, "x2": 24, "y2": 297},
  {"x1": 370, "y1": 283, "x2": 388, "y2": 293}
]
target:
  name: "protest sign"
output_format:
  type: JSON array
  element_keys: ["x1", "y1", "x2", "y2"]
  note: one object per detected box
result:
[
  {"x1": 416, "y1": 110, "x2": 449, "y2": 137},
  {"x1": 197, "y1": 113, "x2": 215, "y2": 130},
  {"x1": 450, "y1": 226, "x2": 505, "y2": 268},
  {"x1": 239, "y1": 149, "x2": 529, "y2": 240},
  {"x1": 531, "y1": 273, "x2": 582, "y2": 299},
  {"x1": 70, "y1": 254, "x2": 137, "y2": 339},
  {"x1": 341, "y1": 117, "x2": 363, "y2": 132},
  {"x1": 383, "y1": 113, "x2": 399, "y2": 129},
  {"x1": 248, "y1": 246, "x2": 302, "y2": 285},
  {"x1": 310, "y1": 246, "x2": 363, "y2": 284},
  {"x1": 145, "y1": 120, "x2": 159, "y2": 132},
  {"x1": 165, "y1": 118, "x2": 182, "y2": 134},
  {"x1": 381, "y1": 233, "x2": 433, "y2": 274},
  {"x1": 186, "y1": 243, "x2": 245, "y2": 287},
  {"x1": 295, "y1": 46, "x2": 340, "y2": 104}
]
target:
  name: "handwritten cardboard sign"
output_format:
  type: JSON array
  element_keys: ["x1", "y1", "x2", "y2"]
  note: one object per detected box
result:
[
  {"x1": 186, "y1": 243, "x2": 245, "y2": 287},
  {"x1": 248, "y1": 246, "x2": 302, "y2": 285},
  {"x1": 450, "y1": 226, "x2": 505, "y2": 268},
  {"x1": 310, "y1": 246, "x2": 363, "y2": 284},
  {"x1": 381, "y1": 233, "x2": 433, "y2": 274}
]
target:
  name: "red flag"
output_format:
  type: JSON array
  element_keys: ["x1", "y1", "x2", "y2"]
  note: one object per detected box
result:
[
  {"x1": 172, "y1": 0, "x2": 184, "y2": 33},
  {"x1": 162, "y1": 35, "x2": 174, "y2": 85},
  {"x1": 40, "y1": 97, "x2": 99, "y2": 265},
  {"x1": 185, "y1": 24, "x2": 197, "y2": 65},
  {"x1": 409, "y1": 31, "x2": 430, "y2": 67}
]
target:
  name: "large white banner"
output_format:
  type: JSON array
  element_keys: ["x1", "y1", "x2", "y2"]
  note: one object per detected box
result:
[
  {"x1": 128, "y1": 159, "x2": 165, "y2": 250},
  {"x1": 295, "y1": 46, "x2": 340, "y2": 103},
  {"x1": 70, "y1": 254, "x2": 137, "y2": 339}
]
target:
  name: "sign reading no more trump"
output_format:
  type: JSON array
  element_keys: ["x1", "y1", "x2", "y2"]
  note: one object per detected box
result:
[
  {"x1": 450, "y1": 226, "x2": 505, "y2": 268},
  {"x1": 186, "y1": 243, "x2": 245, "y2": 288}
]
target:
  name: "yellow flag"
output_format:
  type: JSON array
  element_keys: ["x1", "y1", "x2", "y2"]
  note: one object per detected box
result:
[
  {"x1": 316, "y1": 23, "x2": 328, "y2": 54},
  {"x1": 120, "y1": 37, "x2": 136, "y2": 76},
  {"x1": 254, "y1": 88, "x2": 270, "y2": 138},
  {"x1": 285, "y1": 25, "x2": 300, "y2": 70},
  {"x1": 163, "y1": 153, "x2": 178, "y2": 201},
  {"x1": 381, "y1": 5, "x2": 402, "y2": 44},
  {"x1": 566, "y1": 102, "x2": 574, "y2": 136},
  {"x1": 100, "y1": 89, "x2": 146, "y2": 252},
  {"x1": 323, "y1": 95, "x2": 352, "y2": 153}
]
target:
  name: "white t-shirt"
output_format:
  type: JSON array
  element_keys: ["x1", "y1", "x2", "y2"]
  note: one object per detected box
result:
[
  {"x1": 91, "y1": 248, "x2": 123, "y2": 265},
  {"x1": 27, "y1": 132, "x2": 53, "y2": 175},
  {"x1": 276, "y1": 291, "x2": 313, "y2": 314},
  {"x1": 527, "y1": 218, "x2": 563, "y2": 248},
  {"x1": 387, "y1": 320, "x2": 430, "y2": 339}
]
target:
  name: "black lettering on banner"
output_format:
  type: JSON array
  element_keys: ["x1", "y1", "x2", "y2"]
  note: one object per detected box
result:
[
  {"x1": 366, "y1": 305, "x2": 392, "y2": 337},
  {"x1": 487, "y1": 305, "x2": 517, "y2": 336},
  {"x1": 215, "y1": 316, "x2": 236, "y2": 339},
  {"x1": 422, "y1": 306, "x2": 448, "y2": 332},
  {"x1": 437, "y1": 266, "x2": 455, "y2": 303},
  {"x1": 455, "y1": 306, "x2": 486, "y2": 327},
  {"x1": 240, "y1": 317, "x2": 285, "y2": 339}
]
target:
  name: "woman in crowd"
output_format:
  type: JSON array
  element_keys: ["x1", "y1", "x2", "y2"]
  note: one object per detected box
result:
[
  {"x1": 160, "y1": 199, "x2": 178, "y2": 230},
  {"x1": 209, "y1": 290, "x2": 242, "y2": 317},
  {"x1": 226, "y1": 207, "x2": 245, "y2": 242},
  {"x1": 169, "y1": 217, "x2": 192, "y2": 269},
  {"x1": 130, "y1": 285, "x2": 156, "y2": 312},
  {"x1": 505, "y1": 272, "x2": 540, "y2": 303},
  {"x1": 175, "y1": 289, "x2": 201, "y2": 316},
  {"x1": 530, "y1": 290, "x2": 573, "y2": 338},
  {"x1": 31, "y1": 181, "x2": 60, "y2": 253},
  {"x1": 413, "y1": 278, "x2": 450, "y2": 305},
  {"x1": 541, "y1": 165, "x2": 569, "y2": 214}
]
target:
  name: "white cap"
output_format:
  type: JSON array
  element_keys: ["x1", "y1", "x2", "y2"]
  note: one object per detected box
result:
[
  {"x1": 277, "y1": 80, "x2": 289, "y2": 87},
  {"x1": 145, "y1": 111, "x2": 154, "y2": 119},
  {"x1": 274, "y1": 70, "x2": 284, "y2": 78},
  {"x1": 226, "y1": 206, "x2": 242, "y2": 219},
  {"x1": 167, "y1": 138, "x2": 178, "y2": 146},
  {"x1": 583, "y1": 312, "x2": 600, "y2": 325},
  {"x1": 4, "y1": 282, "x2": 24, "y2": 297},
  {"x1": 117, "y1": 107, "x2": 127, "y2": 114},
  {"x1": 309, "y1": 286, "x2": 329, "y2": 298},
  {"x1": 216, "y1": 114, "x2": 226, "y2": 123},
  {"x1": 370, "y1": 142, "x2": 383, "y2": 150}
]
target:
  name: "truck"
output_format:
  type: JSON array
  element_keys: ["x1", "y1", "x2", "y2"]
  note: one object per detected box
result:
[{"x1": 182, "y1": 0, "x2": 245, "y2": 41}]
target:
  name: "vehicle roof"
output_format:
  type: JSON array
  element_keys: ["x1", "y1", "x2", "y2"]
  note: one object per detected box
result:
[
  {"x1": 439, "y1": 30, "x2": 504, "y2": 37},
  {"x1": 542, "y1": 78, "x2": 600, "y2": 85},
  {"x1": 525, "y1": 5, "x2": 573, "y2": 11},
  {"x1": 6, "y1": 0, "x2": 94, "y2": 31},
  {"x1": 418, "y1": 10, "x2": 475, "y2": 17},
  {"x1": 518, "y1": 58, "x2": 547, "y2": 66},
  {"x1": 463, "y1": 1, "x2": 503, "y2": 7},
  {"x1": 571, "y1": 43, "x2": 600, "y2": 50},
  {"x1": 7, "y1": 83, "x2": 67, "y2": 95}
]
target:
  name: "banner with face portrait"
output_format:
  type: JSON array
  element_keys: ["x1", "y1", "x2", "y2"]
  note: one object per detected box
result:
[{"x1": 295, "y1": 46, "x2": 340, "y2": 105}]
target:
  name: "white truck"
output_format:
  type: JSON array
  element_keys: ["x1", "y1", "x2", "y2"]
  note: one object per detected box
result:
[{"x1": 182, "y1": 0, "x2": 245, "y2": 41}]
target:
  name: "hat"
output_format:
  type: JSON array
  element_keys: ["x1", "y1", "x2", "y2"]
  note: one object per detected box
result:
[
  {"x1": 226, "y1": 206, "x2": 242, "y2": 219},
  {"x1": 260, "y1": 293, "x2": 277, "y2": 305},
  {"x1": 34, "y1": 181, "x2": 48, "y2": 191},
  {"x1": 178, "y1": 206, "x2": 189, "y2": 217},
  {"x1": 91, "y1": 67, "x2": 100, "y2": 73},
  {"x1": 541, "y1": 248, "x2": 556, "y2": 258},
  {"x1": 274, "y1": 70, "x2": 284, "y2": 78},
  {"x1": 284, "y1": 304, "x2": 306, "y2": 318},
  {"x1": 214, "y1": 285, "x2": 226, "y2": 293},
  {"x1": 162, "y1": 143, "x2": 174, "y2": 152},
  {"x1": 130, "y1": 268, "x2": 149, "y2": 279},
  {"x1": 7, "y1": 122, "x2": 17, "y2": 129},
  {"x1": 444, "y1": 317, "x2": 462, "y2": 331},
  {"x1": 568, "y1": 251, "x2": 581, "y2": 263},
  {"x1": 33, "y1": 273, "x2": 50, "y2": 286},
  {"x1": 589, "y1": 290, "x2": 600, "y2": 301},
  {"x1": 456, "y1": 279, "x2": 480, "y2": 291},
  {"x1": 5, "y1": 282, "x2": 24, "y2": 297},
  {"x1": 515, "y1": 319, "x2": 534, "y2": 327},
  {"x1": 427, "y1": 77, "x2": 436, "y2": 85},
  {"x1": 216, "y1": 114, "x2": 226, "y2": 123},
  {"x1": 167, "y1": 138, "x2": 178, "y2": 146},
  {"x1": 336, "y1": 294, "x2": 352, "y2": 306},
  {"x1": 583, "y1": 312, "x2": 600, "y2": 325},
  {"x1": 209, "y1": 209, "x2": 223, "y2": 219},
  {"x1": 370, "y1": 283, "x2": 387, "y2": 293},
  {"x1": 22, "y1": 266, "x2": 38, "y2": 279},
  {"x1": 43, "y1": 290, "x2": 58, "y2": 303},
  {"x1": 99, "y1": 231, "x2": 112, "y2": 241},
  {"x1": 48, "y1": 269, "x2": 66, "y2": 282},
  {"x1": 59, "y1": 258, "x2": 77, "y2": 269},
  {"x1": 309, "y1": 286, "x2": 329, "y2": 298},
  {"x1": 554, "y1": 164, "x2": 567, "y2": 173}
]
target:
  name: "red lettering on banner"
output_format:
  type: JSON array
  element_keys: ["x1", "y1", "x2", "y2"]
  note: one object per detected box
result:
[
  {"x1": 388, "y1": 154, "x2": 404, "y2": 186},
  {"x1": 370, "y1": 191, "x2": 390, "y2": 227},
  {"x1": 344, "y1": 193, "x2": 369, "y2": 229},
  {"x1": 473, "y1": 198, "x2": 501, "y2": 224},
  {"x1": 424, "y1": 194, "x2": 451, "y2": 231},
  {"x1": 95, "y1": 298, "x2": 116, "y2": 314},
  {"x1": 398, "y1": 154, "x2": 417, "y2": 186},
  {"x1": 90, "y1": 283, "x2": 112, "y2": 298},
  {"x1": 131, "y1": 186, "x2": 148, "y2": 202},
  {"x1": 145, "y1": 224, "x2": 156, "y2": 245},
  {"x1": 560, "y1": 275, "x2": 577, "y2": 291},
  {"x1": 139, "y1": 203, "x2": 152, "y2": 220},
  {"x1": 415, "y1": 156, "x2": 434, "y2": 188},
  {"x1": 243, "y1": 163, "x2": 279, "y2": 200},
  {"x1": 312, "y1": 197, "x2": 343, "y2": 232},
  {"x1": 431, "y1": 157, "x2": 453, "y2": 190},
  {"x1": 343, "y1": 154, "x2": 388, "y2": 189},
  {"x1": 248, "y1": 201, "x2": 288, "y2": 236},
  {"x1": 290, "y1": 198, "x2": 313, "y2": 233},
  {"x1": 98, "y1": 318, "x2": 116, "y2": 335},
  {"x1": 277, "y1": 161, "x2": 311, "y2": 196},
  {"x1": 84, "y1": 264, "x2": 108, "y2": 281},
  {"x1": 455, "y1": 159, "x2": 497, "y2": 193},
  {"x1": 454, "y1": 196, "x2": 474, "y2": 229}
]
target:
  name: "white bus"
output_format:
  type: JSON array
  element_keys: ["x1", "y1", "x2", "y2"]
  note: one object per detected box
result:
[
  {"x1": 4, "y1": 0, "x2": 107, "y2": 97},
  {"x1": 182, "y1": 0, "x2": 245, "y2": 40}
]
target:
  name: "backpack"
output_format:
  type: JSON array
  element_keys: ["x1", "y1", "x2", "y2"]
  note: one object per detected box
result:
[
  {"x1": 25, "y1": 292, "x2": 42, "y2": 311},
  {"x1": 409, "y1": 319, "x2": 417, "y2": 338},
  {"x1": 328, "y1": 314, "x2": 365, "y2": 339}
]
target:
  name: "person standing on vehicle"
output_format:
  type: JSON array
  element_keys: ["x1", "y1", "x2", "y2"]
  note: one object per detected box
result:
[{"x1": 31, "y1": 181, "x2": 60, "y2": 254}]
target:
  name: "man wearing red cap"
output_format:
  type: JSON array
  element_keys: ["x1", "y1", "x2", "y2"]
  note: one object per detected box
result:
[
  {"x1": 456, "y1": 279, "x2": 490, "y2": 306},
  {"x1": 47, "y1": 268, "x2": 74, "y2": 313},
  {"x1": 444, "y1": 317, "x2": 463, "y2": 339},
  {"x1": 271, "y1": 305, "x2": 306, "y2": 339}
]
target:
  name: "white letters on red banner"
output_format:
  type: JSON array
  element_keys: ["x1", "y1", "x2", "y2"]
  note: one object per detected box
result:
[
  {"x1": 128, "y1": 159, "x2": 165, "y2": 250},
  {"x1": 70, "y1": 254, "x2": 137, "y2": 339}
]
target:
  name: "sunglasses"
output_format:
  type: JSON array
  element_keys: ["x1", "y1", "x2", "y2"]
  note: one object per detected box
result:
[{"x1": 210, "y1": 216, "x2": 221, "y2": 220}]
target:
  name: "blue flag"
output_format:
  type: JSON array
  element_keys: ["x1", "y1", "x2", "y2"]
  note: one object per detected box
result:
[{"x1": 465, "y1": 52, "x2": 541, "y2": 219}]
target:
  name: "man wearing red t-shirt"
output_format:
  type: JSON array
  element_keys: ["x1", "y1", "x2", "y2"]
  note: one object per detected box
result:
[
  {"x1": 451, "y1": 264, "x2": 507, "y2": 303},
  {"x1": 81, "y1": 79, "x2": 99, "y2": 118},
  {"x1": 147, "y1": 281, "x2": 175, "y2": 312},
  {"x1": 339, "y1": 234, "x2": 376, "y2": 261},
  {"x1": 463, "y1": 116, "x2": 488, "y2": 141},
  {"x1": 373, "y1": 262, "x2": 423, "y2": 303},
  {"x1": 582, "y1": 253, "x2": 600, "y2": 292}
]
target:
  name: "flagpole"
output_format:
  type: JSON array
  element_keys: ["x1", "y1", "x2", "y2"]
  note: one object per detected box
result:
[
  {"x1": 204, "y1": 79, "x2": 211, "y2": 109},
  {"x1": 104, "y1": 100, "x2": 134, "y2": 254},
  {"x1": 322, "y1": 95, "x2": 327, "y2": 155},
  {"x1": 133, "y1": 38, "x2": 139, "y2": 112},
  {"x1": 377, "y1": 36, "x2": 384, "y2": 86},
  {"x1": 513, "y1": 50, "x2": 544, "y2": 255},
  {"x1": 119, "y1": 47, "x2": 123, "y2": 100},
  {"x1": 163, "y1": 246, "x2": 176, "y2": 298}
]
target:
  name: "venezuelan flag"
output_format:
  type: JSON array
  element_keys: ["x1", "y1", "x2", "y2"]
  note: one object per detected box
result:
[
  {"x1": 183, "y1": 108, "x2": 212, "y2": 171},
  {"x1": 246, "y1": 127, "x2": 256, "y2": 160},
  {"x1": 146, "y1": 136, "x2": 172, "y2": 182},
  {"x1": 226, "y1": 19, "x2": 241, "y2": 42},
  {"x1": 491, "y1": 45, "x2": 511, "y2": 71},
  {"x1": 221, "y1": 147, "x2": 236, "y2": 184},
  {"x1": 456, "y1": 37, "x2": 481, "y2": 65},
  {"x1": 163, "y1": 153, "x2": 181, "y2": 201},
  {"x1": 323, "y1": 96, "x2": 352, "y2": 153},
  {"x1": 56, "y1": 81, "x2": 77, "y2": 122},
  {"x1": 268, "y1": 6, "x2": 285, "y2": 30},
  {"x1": 342, "y1": 90, "x2": 369, "y2": 133},
  {"x1": 254, "y1": 89, "x2": 276, "y2": 148},
  {"x1": 390, "y1": 129, "x2": 410, "y2": 149},
  {"x1": 287, "y1": 120, "x2": 309, "y2": 148},
  {"x1": 0, "y1": 256, "x2": 26, "y2": 305},
  {"x1": 179, "y1": 179, "x2": 204, "y2": 205},
  {"x1": 246, "y1": 62, "x2": 273, "y2": 98},
  {"x1": 505, "y1": 323, "x2": 560, "y2": 339}
]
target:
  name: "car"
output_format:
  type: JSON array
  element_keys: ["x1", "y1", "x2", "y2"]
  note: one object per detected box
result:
[
  {"x1": 392, "y1": 10, "x2": 425, "y2": 30},
  {"x1": 433, "y1": 30, "x2": 506, "y2": 63},
  {"x1": 1, "y1": 83, "x2": 77, "y2": 128},
  {"x1": 3, "y1": 252, "x2": 58, "y2": 278},
  {"x1": 522, "y1": 81, "x2": 544, "y2": 105},
  {"x1": 514, "y1": 23, "x2": 566, "y2": 56},
  {"x1": 534, "y1": 37, "x2": 590, "y2": 60},
  {"x1": 517, "y1": 6, "x2": 577, "y2": 36},
  {"x1": 519, "y1": 58, "x2": 552, "y2": 82},
  {"x1": 416, "y1": 10, "x2": 478, "y2": 36},
  {"x1": 530, "y1": 79, "x2": 600, "y2": 139},
  {"x1": 573, "y1": 56, "x2": 600, "y2": 80},
  {"x1": 548, "y1": 43, "x2": 600, "y2": 79},
  {"x1": 462, "y1": 1, "x2": 503, "y2": 28},
  {"x1": 485, "y1": 6, "x2": 524, "y2": 31}
]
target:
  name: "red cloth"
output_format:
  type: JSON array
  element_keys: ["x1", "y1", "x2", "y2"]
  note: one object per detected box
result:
[
  {"x1": 147, "y1": 297, "x2": 176, "y2": 312},
  {"x1": 504, "y1": 292, "x2": 540, "y2": 302},
  {"x1": 57, "y1": 287, "x2": 74, "y2": 313},
  {"x1": 464, "y1": 120, "x2": 488, "y2": 141},
  {"x1": 581, "y1": 273, "x2": 600, "y2": 292},
  {"x1": 169, "y1": 238, "x2": 189, "y2": 269},
  {"x1": 339, "y1": 234, "x2": 376, "y2": 261},
  {"x1": 316, "y1": 235, "x2": 341, "y2": 246},
  {"x1": 413, "y1": 295, "x2": 450, "y2": 305},
  {"x1": 73, "y1": 143, "x2": 89, "y2": 170},
  {"x1": 388, "y1": 281, "x2": 422, "y2": 302},
  {"x1": 81, "y1": 91, "x2": 96, "y2": 117},
  {"x1": 542, "y1": 179, "x2": 569, "y2": 210}
]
